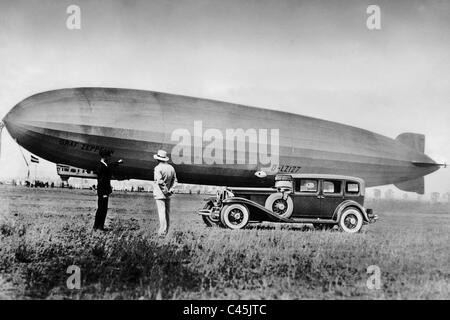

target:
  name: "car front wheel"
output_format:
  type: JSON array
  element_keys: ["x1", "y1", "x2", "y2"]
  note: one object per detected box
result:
[
  {"x1": 338, "y1": 207, "x2": 363, "y2": 233},
  {"x1": 220, "y1": 204, "x2": 250, "y2": 230}
]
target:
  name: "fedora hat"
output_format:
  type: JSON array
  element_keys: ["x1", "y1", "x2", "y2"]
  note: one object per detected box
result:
[{"x1": 153, "y1": 149, "x2": 169, "y2": 162}]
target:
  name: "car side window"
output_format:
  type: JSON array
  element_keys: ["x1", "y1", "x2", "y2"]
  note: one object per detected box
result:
[
  {"x1": 345, "y1": 182, "x2": 360, "y2": 194},
  {"x1": 323, "y1": 180, "x2": 342, "y2": 194},
  {"x1": 296, "y1": 179, "x2": 318, "y2": 192}
]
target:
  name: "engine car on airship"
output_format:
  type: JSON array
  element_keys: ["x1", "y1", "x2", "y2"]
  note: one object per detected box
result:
[{"x1": 197, "y1": 173, "x2": 378, "y2": 233}]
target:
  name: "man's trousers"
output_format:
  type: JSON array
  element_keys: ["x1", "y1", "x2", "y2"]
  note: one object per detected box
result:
[
  {"x1": 94, "y1": 195, "x2": 109, "y2": 229},
  {"x1": 155, "y1": 198, "x2": 171, "y2": 235}
]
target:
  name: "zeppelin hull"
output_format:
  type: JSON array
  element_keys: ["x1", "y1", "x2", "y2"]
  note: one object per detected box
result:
[{"x1": 3, "y1": 88, "x2": 440, "y2": 190}]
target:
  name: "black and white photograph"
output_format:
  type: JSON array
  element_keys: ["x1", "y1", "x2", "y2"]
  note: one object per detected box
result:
[{"x1": 0, "y1": 0, "x2": 449, "y2": 307}]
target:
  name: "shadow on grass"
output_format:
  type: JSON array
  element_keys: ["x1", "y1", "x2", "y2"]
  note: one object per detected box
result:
[{"x1": 245, "y1": 223, "x2": 316, "y2": 232}]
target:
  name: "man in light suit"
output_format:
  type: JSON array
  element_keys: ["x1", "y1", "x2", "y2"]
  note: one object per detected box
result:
[
  {"x1": 93, "y1": 149, "x2": 122, "y2": 231},
  {"x1": 153, "y1": 149, "x2": 177, "y2": 237}
]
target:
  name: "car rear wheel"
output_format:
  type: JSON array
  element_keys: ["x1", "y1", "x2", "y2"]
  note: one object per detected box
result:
[
  {"x1": 265, "y1": 193, "x2": 294, "y2": 219},
  {"x1": 338, "y1": 208, "x2": 363, "y2": 233},
  {"x1": 220, "y1": 204, "x2": 250, "y2": 229}
]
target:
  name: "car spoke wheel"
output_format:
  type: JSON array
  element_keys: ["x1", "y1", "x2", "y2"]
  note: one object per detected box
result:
[
  {"x1": 338, "y1": 208, "x2": 363, "y2": 233},
  {"x1": 220, "y1": 204, "x2": 250, "y2": 229},
  {"x1": 272, "y1": 199, "x2": 288, "y2": 214},
  {"x1": 265, "y1": 193, "x2": 294, "y2": 219}
]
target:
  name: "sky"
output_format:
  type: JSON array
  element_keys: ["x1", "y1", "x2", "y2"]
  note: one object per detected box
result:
[{"x1": 0, "y1": 0, "x2": 449, "y2": 196}]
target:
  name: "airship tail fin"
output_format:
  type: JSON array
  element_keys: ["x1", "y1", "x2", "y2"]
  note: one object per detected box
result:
[
  {"x1": 395, "y1": 132, "x2": 425, "y2": 153},
  {"x1": 394, "y1": 131, "x2": 428, "y2": 194},
  {"x1": 394, "y1": 177, "x2": 424, "y2": 194}
]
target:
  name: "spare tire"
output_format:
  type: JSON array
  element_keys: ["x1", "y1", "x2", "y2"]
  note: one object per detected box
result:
[{"x1": 265, "y1": 193, "x2": 294, "y2": 219}]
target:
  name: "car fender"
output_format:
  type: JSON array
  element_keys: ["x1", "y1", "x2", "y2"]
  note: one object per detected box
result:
[
  {"x1": 222, "y1": 197, "x2": 292, "y2": 223},
  {"x1": 198, "y1": 197, "x2": 217, "y2": 210},
  {"x1": 204, "y1": 196, "x2": 216, "y2": 203},
  {"x1": 197, "y1": 197, "x2": 218, "y2": 217},
  {"x1": 333, "y1": 200, "x2": 370, "y2": 222}
]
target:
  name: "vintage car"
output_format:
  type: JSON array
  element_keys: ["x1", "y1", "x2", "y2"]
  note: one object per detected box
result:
[{"x1": 197, "y1": 174, "x2": 378, "y2": 233}]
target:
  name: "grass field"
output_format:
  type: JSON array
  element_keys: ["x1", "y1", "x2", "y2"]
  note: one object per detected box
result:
[{"x1": 0, "y1": 185, "x2": 449, "y2": 299}]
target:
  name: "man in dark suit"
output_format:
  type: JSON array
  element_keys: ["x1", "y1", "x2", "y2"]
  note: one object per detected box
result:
[{"x1": 94, "y1": 149, "x2": 122, "y2": 231}]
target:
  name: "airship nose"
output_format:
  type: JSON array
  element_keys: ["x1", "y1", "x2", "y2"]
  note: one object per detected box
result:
[
  {"x1": 2, "y1": 101, "x2": 26, "y2": 142},
  {"x1": 2, "y1": 89, "x2": 62, "y2": 143},
  {"x1": 3, "y1": 105, "x2": 17, "y2": 137},
  {"x1": 2, "y1": 107, "x2": 12, "y2": 127},
  {"x1": 3, "y1": 103, "x2": 17, "y2": 122}
]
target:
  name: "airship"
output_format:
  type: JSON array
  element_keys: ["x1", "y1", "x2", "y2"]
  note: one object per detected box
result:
[{"x1": 1, "y1": 87, "x2": 443, "y2": 194}]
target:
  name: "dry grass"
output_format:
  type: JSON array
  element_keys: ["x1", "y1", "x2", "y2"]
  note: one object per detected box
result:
[{"x1": 0, "y1": 185, "x2": 449, "y2": 299}]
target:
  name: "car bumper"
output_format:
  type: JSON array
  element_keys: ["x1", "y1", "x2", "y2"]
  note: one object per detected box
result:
[
  {"x1": 197, "y1": 208, "x2": 220, "y2": 220},
  {"x1": 366, "y1": 209, "x2": 378, "y2": 223}
]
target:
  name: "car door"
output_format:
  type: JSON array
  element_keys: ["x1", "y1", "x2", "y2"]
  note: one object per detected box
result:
[
  {"x1": 292, "y1": 178, "x2": 321, "y2": 217},
  {"x1": 320, "y1": 179, "x2": 344, "y2": 218}
]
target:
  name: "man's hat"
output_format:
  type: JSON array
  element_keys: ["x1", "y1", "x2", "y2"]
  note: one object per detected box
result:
[
  {"x1": 154, "y1": 149, "x2": 169, "y2": 162},
  {"x1": 99, "y1": 149, "x2": 113, "y2": 157}
]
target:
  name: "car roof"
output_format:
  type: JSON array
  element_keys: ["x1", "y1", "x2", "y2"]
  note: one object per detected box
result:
[{"x1": 277, "y1": 173, "x2": 365, "y2": 184}]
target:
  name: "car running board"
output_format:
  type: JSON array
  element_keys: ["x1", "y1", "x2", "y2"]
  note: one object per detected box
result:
[
  {"x1": 223, "y1": 197, "x2": 338, "y2": 224},
  {"x1": 283, "y1": 218, "x2": 336, "y2": 224}
]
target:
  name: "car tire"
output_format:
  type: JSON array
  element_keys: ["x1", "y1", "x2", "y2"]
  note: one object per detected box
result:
[
  {"x1": 220, "y1": 204, "x2": 250, "y2": 230},
  {"x1": 338, "y1": 207, "x2": 363, "y2": 233},
  {"x1": 265, "y1": 193, "x2": 294, "y2": 219},
  {"x1": 202, "y1": 215, "x2": 219, "y2": 227}
]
